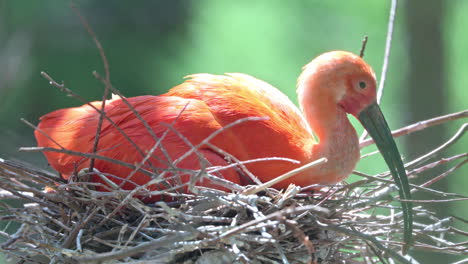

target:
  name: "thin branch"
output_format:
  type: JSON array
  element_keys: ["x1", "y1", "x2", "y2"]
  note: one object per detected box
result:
[
  {"x1": 401, "y1": 197, "x2": 468, "y2": 203},
  {"x1": 39, "y1": 71, "x2": 148, "y2": 163},
  {"x1": 174, "y1": 116, "x2": 268, "y2": 164},
  {"x1": 407, "y1": 153, "x2": 467, "y2": 178},
  {"x1": 243, "y1": 157, "x2": 327, "y2": 195},
  {"x1": 93, "y1": 71, "x2": 173, "y2": 166},
  {"x1": 72, "y1": 233, "x2": 196, "y2": 263},
  {"x1": 19, "y1": 146, "x2": 154, "y2": 176},
  {"x1": 377, "y1": 0, "x2": 398, "y2": 104},
  {"x1": 406, "y1": 123, "x2": 467, "y2": 168},
  {"x1": 418, "y1": 157, "x2": 467, "y2": 188},
  {"x1": 360, "y1": 110, "x2": 468, "y2": 148},
  {"x1": 359, "y1": 0, "x2": 398, "y2": 142},
  {"x1": 359, "y1": 35, "x2": 369, "y2": 58},
  {"x1": 21, "y1": 118, "x2": 66, "y2": 150},
  {"x1": 70, "y1": 3, "x2": 112, "y2": 173}
]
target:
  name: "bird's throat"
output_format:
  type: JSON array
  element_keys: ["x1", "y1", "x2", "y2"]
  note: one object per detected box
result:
[{"x1": 303, "y1": 103, "x2": 360, "y2": 184}]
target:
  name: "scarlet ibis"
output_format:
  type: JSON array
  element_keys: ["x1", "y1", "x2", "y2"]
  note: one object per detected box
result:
[{"x1": 35, "y1": 51, "x2": 412, "y2": 247}]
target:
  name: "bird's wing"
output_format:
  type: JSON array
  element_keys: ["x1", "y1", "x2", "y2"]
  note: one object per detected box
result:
[
  {"x1": 35, "y1": 95, "x2": 225, "y2": 178},
  {"x1": 166, "y1": 73, "x2": 315, "y2": 163}
]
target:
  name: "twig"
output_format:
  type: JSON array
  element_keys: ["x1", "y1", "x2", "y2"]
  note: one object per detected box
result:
[
  {"x1": 72, "y1": 233, "x2": 196, "y2": 263},
  {"x1": 242, "y1": 157, "x2": 327, "y2": 195},
  {"x1": 175, "y1": 116, "x2": 268, "y2": 164},
  {"x1": 401, "y1": 197, "x2": 468, "y2": 203},
  {"x1": 418, "y1": 157, "x2": 467, "y2": 188},
  {"x1": 359, "y1": 0, "x2": 398, "y2": 142},
  {"x1": 377, "y1": 0, "x2": 398, "y2": 104},
  {"x1": 407, "y1": 153, "x2": 467, "y2": 178},
  {"x1": 360, "y1": 110, "x2": 468, "y2": 148},
  {"x1": 92, "y1": 71, "x2": 173, "y2": 166},
  {"x1": 359, "y1": 36, "x2": 369, "y2": 58},
  {"x1": 21, "y1": 118, "x2": 66, "y2": 150},
  {"x1": 19, "y1": 146, "x2": 154, "y2": 176},
  {"x1": 62, "y1": 207, "x2": 100, "y2": 249},
  {"x1": 323, "y1": 223, "x2": 412, "y2": 264},
  {"x1": 70, "y1": 3, "x2": 112, "y2": 174},
  {"x1": 405, "y1": 123, "x2": 467, "y2": 168},
  {"x1": 39, "y1": 71, "x2": 148, "y2": 162}
]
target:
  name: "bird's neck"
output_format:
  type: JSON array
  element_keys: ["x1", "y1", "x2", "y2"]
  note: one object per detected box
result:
[
  {"x1": 304, "y1": 102, "x2": 356, "y2": 143},
  {"x1": 299, "y1": 91, "x2": 360, "y2": 176}
]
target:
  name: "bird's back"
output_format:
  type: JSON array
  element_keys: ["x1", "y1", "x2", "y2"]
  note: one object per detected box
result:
[{"x1": 166, "y1": 73, "x2": 316, "y2": 183}]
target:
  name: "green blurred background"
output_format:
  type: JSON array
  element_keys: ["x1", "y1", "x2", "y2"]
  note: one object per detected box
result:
[{"x1": 0, "y1": 0, "x2": 466, "y2": 263}]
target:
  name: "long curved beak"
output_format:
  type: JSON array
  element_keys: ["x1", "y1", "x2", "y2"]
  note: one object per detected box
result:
[{"x1": 358, "y1": 102, "x2": 413, "y2": 252}]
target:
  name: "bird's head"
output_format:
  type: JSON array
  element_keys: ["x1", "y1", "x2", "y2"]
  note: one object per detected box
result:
[{"x1": 297, "y1": 50, "x2": 377, "y2": 117}]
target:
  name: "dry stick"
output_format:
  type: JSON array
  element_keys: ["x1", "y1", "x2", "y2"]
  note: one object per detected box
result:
[
  {"x1": 207, "y1": 157, "x2": 300, "y2": 174},
  {"x1": 110, "y1": 109, "x2": 189, "y2": 192},
  {"x1": 359, "y1": 35, "x2": 369, "y2": 58},
  {"x1": 96, "y1": 107, "x2": 235, "y2": 212},
  {"x1": 358, "y1": 121, "x2": 467, "y2": 185},
  {"x1": 19, "y1": 147, "x2": 153, "y2": 176},
  {"x1": 90, "y1": 172, "x2": 198, "y2": 228},
  {"x1": 351, "y1": 154, "x2": 468, "y2": 208},
  {"x1": 408, "y1": 153, "x2": 467, "y2": 186},
  {"x1": 72, "y1": 233, "x2": 197, "y2": 264},
  {"x1": 93, "y1": 71, "x2": 173, "y2": 167},
  {"x1": 360, "y1": 110, "x2": 468, "y2": 148},
  {"x1": 40, "y1": 70, "x2": 172, "y2": 183},
  {"x1": 20, "y1": 118, "x2": 66, "y2": 150},
  {"x1": 322, "y1": 224, "x2": 412, "y2": 264},
  {"x1": 356, "y1": 133, "x2": 468, "y2": 195},
  {"x1": 158, "y1": 123, "x2": 300, "y2": 192},
  {"x1": 401, "y1": 197, "x2": 468, "y2": 203},
  {"x1": 70, "y1": 4, "x2": 111, "y2": 173},
  {"x1": 212, "y1": 205, "x2": 329, "y2": 241},
  {"x1": 158, "y1": 122, "x2": 213, "y2": 189},
  {"x1": 419, "y1": 158, "x2": 467, "y2": 188},
  {"x1": 359, "y1": 0, "x2": 398, "y2": 142},
  {"x1": 123, "y1": 214, "x2": 149, "y2": 248},
  {"x1": 0, "y1": 181, "x2": 60, "y2": 209},
  {"x1": 377, "y1": 0, "x2": 398, "y2": 104},
  {"x1": 405, "y1": 122, "x2": 467, "y2": 169},
  {"x1": 69, "y1": 5, "x2": 176, "y2": 198},
  {"x1": 205, "y1": 142, "x2": 263, "y2": 185},
  {"x1": 90, "y1": 174, "x2": 198, "y2": 232},
  {"x1": 0, "y1": 177, "x2": 66, "y2": 206},
  {"x1": 351, "y1": 170, "x2": 465, "y2": 199},
  {"x1": 0, "y1": 158, "x2": 63, "y2": 185},
  {"x1": 407, "y1": 153, "x2": 467, "y2": 176},
  {"x1": 211, "y1": 204, "x2": 410, "y2": 264},
  {"x1": 175, "y1": 117, "x2": 268, "y2": 165},
  {"x1": 120, "y1": 103, "x2": 194, "y2": 188},
  {"x1": 39, "y1": 72, "x2": 148, "y2": 162},
  {"x1": 61, "y1": 207, "x2": 100, "y2": 249},
  {"x1": 0, "y1": 159, "x2": 462, "y2": 262},
  {"x1": 242, "y1": 157, "x2": 327, "y2": 195}
]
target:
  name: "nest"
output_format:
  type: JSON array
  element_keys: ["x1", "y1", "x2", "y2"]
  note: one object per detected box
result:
[{"x1": 1, "y1": 122, "x2": 467, "y2": 264}]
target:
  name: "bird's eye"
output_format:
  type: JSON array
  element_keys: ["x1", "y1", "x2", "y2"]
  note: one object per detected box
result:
[{"x1": 359, "y1": 81, "x2": 367, "y2": 89}]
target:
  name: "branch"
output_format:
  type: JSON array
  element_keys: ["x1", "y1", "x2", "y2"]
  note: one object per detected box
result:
[
  {"x1": 70, "y1": 3, "x2": 112, "y2": 173},
  {"x1": 360, "y1": 110, "x2": 468, "y2": 148}
]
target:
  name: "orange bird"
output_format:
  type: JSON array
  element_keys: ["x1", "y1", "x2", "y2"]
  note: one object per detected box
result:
[{"x1": 35, "y1": 51, "x2": 412, "y2": 246}]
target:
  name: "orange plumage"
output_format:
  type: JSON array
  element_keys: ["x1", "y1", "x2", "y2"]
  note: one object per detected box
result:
[{"x1": 34, "y1": 51, "x2": 391, "y2": 200}]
